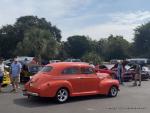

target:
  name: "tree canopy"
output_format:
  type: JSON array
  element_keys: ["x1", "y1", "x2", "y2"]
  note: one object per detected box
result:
[
  {"x1": 1, "y1": 15, "x2": 150, "y2": 63},
  {"x1": 133, "y1": 22, "x2": 150, "y2": 58},
  {"x1": 0, "y1": 15, "x2": 61, "y2": 59},
  {"x1": 64, "y1": 35, "x2": 90, "y2": 58}
]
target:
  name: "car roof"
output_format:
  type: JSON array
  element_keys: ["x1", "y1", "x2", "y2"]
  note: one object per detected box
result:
[
  {"x1": 46, "y1": 62, "x2": 90, "y2": 68},
  {"x1": 39, "y1": 62, "x2": 93, "y2": 76}
]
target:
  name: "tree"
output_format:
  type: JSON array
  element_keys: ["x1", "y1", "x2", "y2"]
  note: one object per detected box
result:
[
  {"x1": 133, "y1": 22, "x2": 150, "y2": 58},
  {"x1": 103, "y1": 35, "x2": 130, "y2": 61},
  {"x1": 0, "y1": 15, "x2": 62, "y2": 58},
  {"x1": 16, "y1": 27, "x2": 58, "y2": 63},
  {"x1": 82, "y1": 52, "x2": 103, "y2": 65},
  {"x1": 14, "y1": 16, "x2": 62, "y2": 42},
  {"x1": 0, "y1": 25, "x2": 18, "y2": 58},
  {"x1": 88, "y1": 38, "x2": 107, "y2": 59},
  {"x1": 64, "y1": 35, "x2": 90, "y2": 58}
]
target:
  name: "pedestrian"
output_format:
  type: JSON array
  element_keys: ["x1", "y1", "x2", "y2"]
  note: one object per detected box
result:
[
  {"x1": 10, "y1": 58, "x2": 22, "y2": 92},
  {"x1": 117, "y1": 61, "x2": 124, "y2": 84},
  {"x1": 133, "y1": 63, "x2": 141, "y2": 86},
  {"x1": 0, "y1": 58, "x2": 4, "y2": 92},
  {"x1": 89, "y1": 61, "x2": 95, "y2": 68}
]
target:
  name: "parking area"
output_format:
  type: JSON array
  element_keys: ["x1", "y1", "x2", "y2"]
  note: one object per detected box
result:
[{"x1": 0, "y1": 81, "x2": 150, "y2": 113}]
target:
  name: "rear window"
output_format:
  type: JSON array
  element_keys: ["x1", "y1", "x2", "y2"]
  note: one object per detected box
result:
[
  {"x1": 29, "y1": 66, "x2": 39, "y2": 73},
  {"x1": 40, "y1": 66, "x2": 53, "y2": 72}
]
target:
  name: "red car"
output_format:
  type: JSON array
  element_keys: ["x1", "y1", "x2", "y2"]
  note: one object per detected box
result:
[
  {"x1": 23, "y1": 62, "x2": 119, "y2": 103},
  {"x1": 96, "y1": 64, "x2": 117, "y2": 79}
]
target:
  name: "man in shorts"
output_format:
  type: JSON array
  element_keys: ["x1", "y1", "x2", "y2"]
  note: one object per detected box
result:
[
  {"x1": 133, "y1": 63, "x2": 142, "y2": 86},
  {"x1": 10, "y1": 58, "x2": 22, "y2": 92},
  {"x1": 0, "y1": 58, "x2": 4, "y2": 92}
]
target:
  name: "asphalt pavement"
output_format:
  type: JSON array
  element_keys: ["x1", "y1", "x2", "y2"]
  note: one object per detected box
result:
[{"x1": 0, "y1": 81, "x2": 150, "y2": 113}]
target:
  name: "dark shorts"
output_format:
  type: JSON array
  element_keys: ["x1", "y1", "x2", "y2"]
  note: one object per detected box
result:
[
  {"x1": 0, "y1": 76, "x2": 3, "y2": 84},
  {"x1": 11, "y1": 76, "x2": 19, "y2": 84}
]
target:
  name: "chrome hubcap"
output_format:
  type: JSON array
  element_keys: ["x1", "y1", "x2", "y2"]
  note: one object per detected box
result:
[
  {"x1": 57, "y1": 89, "x2": 68, "y2": 102},
  {"x1": 111, "y1": 87, "x2": 117, "y2": 96}
]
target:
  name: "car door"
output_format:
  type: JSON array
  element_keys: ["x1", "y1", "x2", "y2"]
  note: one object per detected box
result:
[
  {"x1": 62, "y1": 66, "x2": 83, "y2": 93},
  {"x1": 80, "y1": 66, "x2": 99, "y2": 92}
]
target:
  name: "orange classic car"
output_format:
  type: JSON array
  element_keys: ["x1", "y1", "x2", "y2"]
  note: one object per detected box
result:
[{"x1": 23, "y1": 62, "x2": 119, "y2": 103}]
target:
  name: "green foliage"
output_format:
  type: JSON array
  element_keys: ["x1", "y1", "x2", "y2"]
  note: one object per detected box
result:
[
  {"x1": 2, "y1": 15, "x2": 149, "y2": 61},
  {"x1": 64, "y1": 35, "x2": 90, "y2": 58},
  {"x1": 133, "y1": 22, "x2": 150, "y2": 58},
  {"x1": 14, "y1": 16, "x2": 61, "y2": 42},
  {"x1": 16, "y1": 27, "x2": 58, "y2": 62},
  {"x1": 82, "y1": 52, "x2": 102, "y2": 65},
  {"x1": 103, "y1": 35, "x2": 130, "y2": 61},
  {"x1": 0, "y1": 15, "x2": 62, "y2": 59},
  {"x1": 0, "y1": 25, "x2": 18, "y2": 58}
]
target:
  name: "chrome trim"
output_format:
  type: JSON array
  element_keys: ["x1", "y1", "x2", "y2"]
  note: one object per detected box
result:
[{"x1": 23, "y1": 90, "x2": 38, "y2": 96}]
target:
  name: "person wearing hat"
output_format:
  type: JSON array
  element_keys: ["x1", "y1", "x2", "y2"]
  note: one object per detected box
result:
[
  {"x1": 10, "y1": 58, "x2": 22, "y2": 92},
  {"x1": 0, "y1": 58, "x2": 4, "y2": 92}
]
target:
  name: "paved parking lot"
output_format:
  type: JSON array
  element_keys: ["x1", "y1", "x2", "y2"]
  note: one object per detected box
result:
[{"x1": 0, "y1": 81, "x2": 150, "y2": 113}]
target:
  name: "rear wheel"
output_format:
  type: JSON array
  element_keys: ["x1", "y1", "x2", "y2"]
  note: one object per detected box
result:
[
  {"x1": 108, "y1": 86, "x2": 118, "y2": 97},
  {"x1": 56, "y1": 88, "x2": 69, "y2": 103}
]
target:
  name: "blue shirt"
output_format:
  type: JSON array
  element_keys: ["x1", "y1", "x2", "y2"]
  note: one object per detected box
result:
[{"x1": 10, "y1": 62, "x2": 22, "y2": 77}]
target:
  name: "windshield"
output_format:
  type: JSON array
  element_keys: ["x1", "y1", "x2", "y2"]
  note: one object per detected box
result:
[{"x1": 40, "y1": 66, "x2": 53, "y2": 72}]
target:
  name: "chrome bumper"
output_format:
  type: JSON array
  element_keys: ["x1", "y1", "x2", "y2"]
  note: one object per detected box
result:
[{"x1": 23, "y1": 90, "x2": 39, "y2": 96}]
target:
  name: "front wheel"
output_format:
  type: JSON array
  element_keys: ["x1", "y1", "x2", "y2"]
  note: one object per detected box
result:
[
  {"x1": 108, "y1": 86, "x2": 118, "y2": 97},
  {"x1": 56, "y1": 88, "x2": 69, "y2": 103}
]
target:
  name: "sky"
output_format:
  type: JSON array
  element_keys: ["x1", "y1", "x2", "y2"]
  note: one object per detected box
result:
[{"x1": 0, "y1": 0, "x2": 150, "y2": 42}]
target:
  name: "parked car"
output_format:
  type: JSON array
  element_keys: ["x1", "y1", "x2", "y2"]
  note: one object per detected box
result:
[
  {"x1": 20, "y1": 63, "x2": 43, "y2": 83},
  {"x1": 110, "y1": 64, "x2": 133, "y2": 82},
  {"x1": 96, "y1": 64, "x2": 116, "y2": 79},
  {"x1": 23, "y1": 62, "x2": 119, "y2": 103},
  {"x1": 124, "y1": 65, "x2": 149, "y2": 81},
  {"x1": 142, "y1": 66, "x2": 150, "y2": 78}
]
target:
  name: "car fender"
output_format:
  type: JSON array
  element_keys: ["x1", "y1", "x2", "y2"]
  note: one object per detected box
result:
[
  {"x1": 40, "y1": 80, "x2": 73, "y2": 97},
  {"x1": 99, "y1": 79, "x2": 119, "y2": 95}
]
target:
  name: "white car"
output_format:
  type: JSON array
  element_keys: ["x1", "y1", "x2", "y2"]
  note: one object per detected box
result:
[{"x1": 142, "y1": 66, "x2": 150, "y2": 76}]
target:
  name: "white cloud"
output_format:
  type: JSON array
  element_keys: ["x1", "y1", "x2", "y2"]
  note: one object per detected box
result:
[
  {"x1": 111, "y1": 11, "x2": 150, "y2": 24},
  {"x1": 0, "y1": 0, "x2": 92, "y2": 26},
  {"x1": 0, "y1": 1, "x2": 150, "y2": 42},
  {"x1": 62, "y1": 11, "x2": 150, "y2": 42}
]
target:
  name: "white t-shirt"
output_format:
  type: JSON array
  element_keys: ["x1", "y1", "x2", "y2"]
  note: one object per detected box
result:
[{"x1": 0, "y1": 63, "x2": 4, "y2": 76}]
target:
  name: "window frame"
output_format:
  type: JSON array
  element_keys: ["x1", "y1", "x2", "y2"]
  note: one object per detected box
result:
[
  {"x1": 80, "y1": 66, "x2": 95, "y2": 75},
  {"x1": 61, "y1": 66, "x2": 80, "y2": 75}
]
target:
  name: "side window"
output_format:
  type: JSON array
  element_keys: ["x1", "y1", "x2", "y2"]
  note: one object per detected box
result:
[
  {"x1": 81, "y1": 67, "x2": 95, "y2": 74},
  {"x1": 62, "y1": 67, "x2": 79, "y2": 75}
]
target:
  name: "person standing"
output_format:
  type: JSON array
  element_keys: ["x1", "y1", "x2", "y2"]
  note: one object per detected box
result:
[
  {"x1": 10, "y1": 58, "x2": 22, "y2": 92},
  {"x1": 133, "y1": 63, "x2": 141, "y2": 86},
  {"x1": 117, "y1": 61, "x2": 123, "y2": 84},
  {"x1": 0, "y1": 59, "x2": 4, "y2": 92}
]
